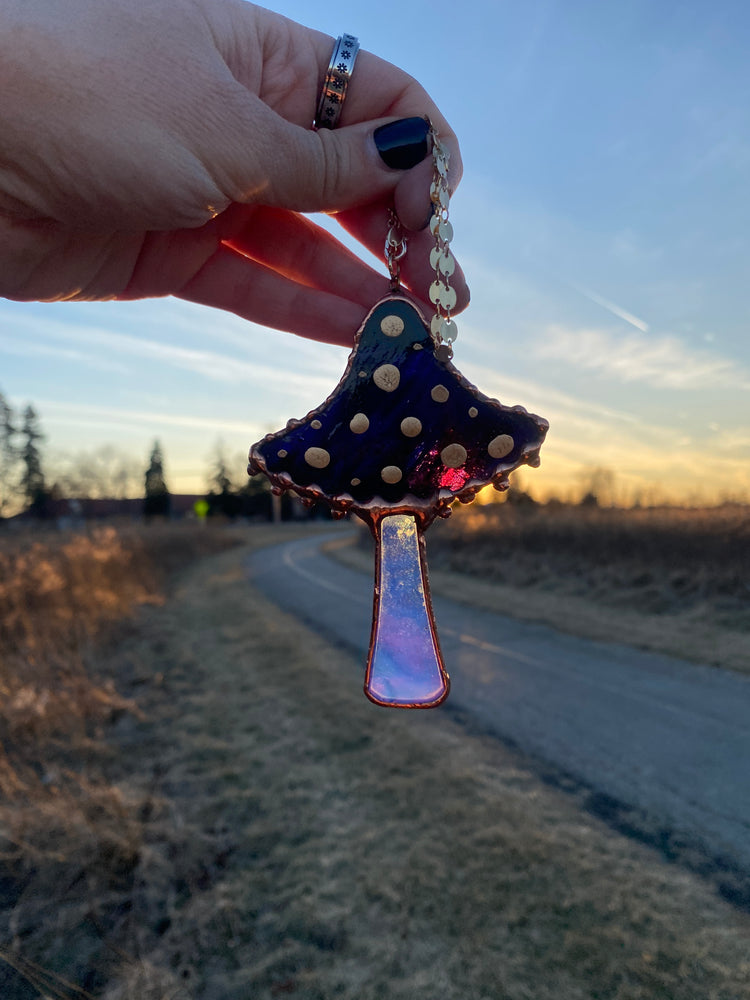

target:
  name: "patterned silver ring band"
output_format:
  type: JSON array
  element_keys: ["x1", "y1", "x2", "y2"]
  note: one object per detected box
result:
[{"x1": 314, "y1": 33, "x2": 360, "y2": 130}]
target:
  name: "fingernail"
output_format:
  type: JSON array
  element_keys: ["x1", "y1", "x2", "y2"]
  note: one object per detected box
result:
[{"x1": 374, "y1": 116, "x2": 431, "y2": 170}]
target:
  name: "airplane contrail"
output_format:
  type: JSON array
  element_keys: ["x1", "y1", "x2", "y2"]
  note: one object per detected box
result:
[{"x1": 573, "y1": 284, "x2": 650, "y2": 333}]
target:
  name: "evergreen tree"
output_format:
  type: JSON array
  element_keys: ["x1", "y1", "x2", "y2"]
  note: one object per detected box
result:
[
  {"x1": 206, "y1": 440, "x2": 241, "y2": 518},
  {"x1": 143, "y1": 439, "x2": 171, "y2": 519},
  {"x1": 20, "y1": 405, "x2": 47, "y2": 516},
  {"x1": 241, "y1": 472, "x2": 274, "y2": 520},
  {"x1": 0, "y1": 391, "x2": 18, "y2": 518},
  {"x1": 208, "y1": 441, "x2": 233, "y2": 497}
]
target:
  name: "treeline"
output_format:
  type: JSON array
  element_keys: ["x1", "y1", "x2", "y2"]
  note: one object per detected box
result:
[
  {"x1": 201, "y1": 441, "x2": 311, "y2": 522},
  {"x1": 1, "y1": 388, "x2": 149, "y2": 520},
  {"x1": 0, "y1": 392, "x2": 46, "y2": 518},
  {"x1": 0, "y1": 389, "x2": 322, "y2": 523}
]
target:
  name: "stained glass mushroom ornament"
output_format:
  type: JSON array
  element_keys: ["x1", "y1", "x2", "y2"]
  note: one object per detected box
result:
[{"x1": 248, "y1": 295, "x2": 548, "y2": 708}]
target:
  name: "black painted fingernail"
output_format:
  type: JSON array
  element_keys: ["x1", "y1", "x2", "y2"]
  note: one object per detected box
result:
[{"x1": 374, "y1": 116, "x2": 431, "y2": 170}]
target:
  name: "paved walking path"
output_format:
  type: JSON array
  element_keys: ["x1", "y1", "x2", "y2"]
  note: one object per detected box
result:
[{"x1": 247, "y1": 531, "x2": 750, "y2": 879}]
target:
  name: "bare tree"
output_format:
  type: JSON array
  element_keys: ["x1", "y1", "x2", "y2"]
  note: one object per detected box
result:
[
  {"x1": 53, "y1": 445, "x2": 142, "y2": 500},
  {"x1": 577, "y1": 466, "x2": 618, "y2": 507}
]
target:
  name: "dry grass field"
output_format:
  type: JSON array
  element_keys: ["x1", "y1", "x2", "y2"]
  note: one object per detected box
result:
[
  {"x1": 0, "y1": 523, "x2": 241, "y2": 796},
  {"x1": 422, "y1": 500, "x2": 750, "y2": 674},
  {"x1": 1, "y1": 516, "x2": 749, "y2": 998}
]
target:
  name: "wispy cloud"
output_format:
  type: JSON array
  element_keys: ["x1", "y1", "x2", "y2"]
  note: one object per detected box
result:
[
  {"x1": 36, "y1": 400, "x2": 262, "y2": 437},
  {"x1": 712, "y1": 428, "x2": 750, "y2": 455},
  {"x1": 3, "y1": 310, "x2": 336, "y2": 398},
  {"x1": 59, "y1": 327, "x2": 328, "y2": 394},
  {"x1": 571, "y1": 285, "x2": 650, "y2": 332},
  {"x1": 459, "y1": 360, "x2": 644, "y2": 428},
  {"x1": 533, "y1": 325, "x2": 750, "y2": 390},
  {"x1": 0, "y1": 332, "x2": 130, "y2": 374}
]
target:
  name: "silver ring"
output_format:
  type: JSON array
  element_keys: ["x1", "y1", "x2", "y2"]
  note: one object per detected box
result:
[{"x1": 314, "y1": 34, "x2": 360, "y2": 130}]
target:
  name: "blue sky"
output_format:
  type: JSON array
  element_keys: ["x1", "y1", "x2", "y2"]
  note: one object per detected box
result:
[{"x1": 1, "y1": 0, "x2": 748, "y2": 503}]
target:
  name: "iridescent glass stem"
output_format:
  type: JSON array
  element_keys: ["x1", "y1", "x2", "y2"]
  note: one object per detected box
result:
[{"x1": 364, "y1": 513, "x2": 450, "y2": 708}]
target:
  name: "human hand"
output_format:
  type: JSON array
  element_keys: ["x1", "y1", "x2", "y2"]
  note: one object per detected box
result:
[{"x1": 0, "y1": 0, "x2": 468, "y2": 345}]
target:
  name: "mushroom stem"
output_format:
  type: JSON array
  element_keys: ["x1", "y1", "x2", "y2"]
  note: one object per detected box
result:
[{"x1": 365, "y1": 513, "x2": 450, "y2": 708}]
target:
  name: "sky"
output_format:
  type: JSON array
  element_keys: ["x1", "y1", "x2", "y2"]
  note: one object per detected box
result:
[{"x1": 1, "y1": 0, "x2": 748, "y2": 504}]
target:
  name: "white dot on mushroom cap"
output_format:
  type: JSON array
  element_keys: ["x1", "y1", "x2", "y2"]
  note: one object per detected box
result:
[
  {"x1": 468, "y1": 407, "x2": 478, "y2": 418},
  {"x1": 310, "y1": 419, "x2": 322, "y2": 430},
  {"x1": 440, "y1": 443, "x2": 467, "y2": 468},
  {"x1": 351, "y1": 478, "x2": 361, "y2": 486},
  {"x1": 488, "y1": 434, "x2": 514, "y2": 459},
  {"x1": 381, "y1": 466, "x2": 403, "y2": 484},
  {"x1": 349, "y1": 413, "x2": 369, "y2": 434},
  {"x1": 431, "y1": 384, "x2": 450, "y2": 403},
  {"x1": 380, "y1": 314, "x2": 405, "y2": 338},
  {"x1": 277, "y1": 449, "x2": 288, "y2": 458},
  {"x1": 304, "y1": 447, "x2": 331, "y2": 469},
  {"x1": 400, "y1": 417, "x2": 422, "y2": 438},
  {"x1": 373, "y1": 364, "x2": 401, "y2": 392}
]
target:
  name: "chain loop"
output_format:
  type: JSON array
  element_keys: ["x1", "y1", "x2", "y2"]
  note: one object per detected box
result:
[
  {"x1": 382, "y1": 126, "x2": 458, "y2": 353},
  {"x1": 384, "y1": 211, "x2": 407, "y2": 292}
]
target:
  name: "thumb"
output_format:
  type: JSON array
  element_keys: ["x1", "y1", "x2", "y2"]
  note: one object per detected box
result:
[{"x1": 216, "y1": 99, "x2": 435, "y2": 228}]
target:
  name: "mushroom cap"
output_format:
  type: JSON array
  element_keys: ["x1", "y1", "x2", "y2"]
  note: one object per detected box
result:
[{"x1": 248, "y1": 296, "x2": 548, "y2": 526}]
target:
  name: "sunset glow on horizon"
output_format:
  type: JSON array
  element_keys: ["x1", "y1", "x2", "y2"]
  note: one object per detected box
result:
[{"x1": 2, "y1": 1, "x2": 748, "y2": 509}]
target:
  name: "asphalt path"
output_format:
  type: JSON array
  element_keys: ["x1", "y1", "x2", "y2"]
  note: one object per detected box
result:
[{"x1": 246, "y1": 529, "x2": 750, "y2": 882}]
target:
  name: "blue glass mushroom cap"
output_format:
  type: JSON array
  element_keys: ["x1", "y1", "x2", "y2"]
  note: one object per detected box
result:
[{"x1": 248, "y1": 296, "x2": 548, "y2": 526}]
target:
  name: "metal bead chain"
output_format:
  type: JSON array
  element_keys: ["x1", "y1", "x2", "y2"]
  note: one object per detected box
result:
[
  {"x1": 383, "y1": 125, "x2": 458, "y2": 352},
  {"x1": 428, "y1": 130, "x2": 458, "y2": 349}
]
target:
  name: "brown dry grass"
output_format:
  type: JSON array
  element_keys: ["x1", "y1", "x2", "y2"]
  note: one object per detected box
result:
[
  {"x1": 0, "y1": 523, "x2": 240, "y2": 796},
  {"x1": 1, "y1": 522, "x2": 749, "y2": 998},
  {"x1": 417, "y1": 501, "x2": 750, "y2": 674},
  {"x1": 0, "y1": 521, "x2": 243, "y2": 999}
]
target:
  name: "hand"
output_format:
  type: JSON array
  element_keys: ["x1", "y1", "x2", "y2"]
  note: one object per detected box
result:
[{"x1": 0, "y1": 0, "x2": 468, "y2": 345}]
